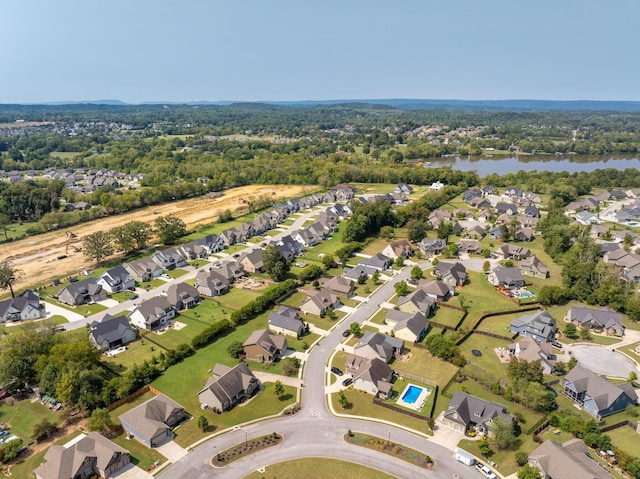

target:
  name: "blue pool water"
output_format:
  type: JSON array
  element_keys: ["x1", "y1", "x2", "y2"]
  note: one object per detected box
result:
[
  {"x1": 628, "y1": 221, "x2": 639, "y2": 227},
  {"x1": 515, "y1": 290, "x2": 535, "y2": 299},
  {"x1": 401, "y1": 385, "x2": 424, "y2": 404}
]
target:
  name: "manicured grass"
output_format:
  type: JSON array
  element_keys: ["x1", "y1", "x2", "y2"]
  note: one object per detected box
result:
[
  {"x1": 340, "y1": 297, "x2": 359, "y2": 308},
  {"x1": 458, "y1": 334, "x2": 511, "y2": 376},
  {"x1": 540, "y1": 428, "x2": 574, "y2": 443},
  {"x1": 139, "y1": 278, "x2": 166, "y2": 289},
  {"x1": 558, "y1": 333, "x2": 622, "y2": 346},
  {"x1": 458, "y1": 432, "x2": 540, "y2": 476},
  {"x1": 111, "y1": 432, "x2": 167, "y2": 471},
  {"x1": 431, "y1": 305, "x2": 465, "y2": 328},
  {"x1": 243, "y1": 458, "x2": 399, "y2": 479},
  {"x1": 166, "y1": 268, "x2": 188, "y2": 279},
  {"x1": 49, "y1": 300, "x2": 107, "y2": 315},
  {"x1": 110, "y1": 290, "x2": 138, "y2": 302},
  {"x1": 368, "y1": 309, "x2": 387, "y2": 325},
  {"x1": 476, "y1": 312, "x2": 522, "y2": 336},
  {"x1": 189, "y1": 259, "x2": 211, "y2": 268},
  {"x1": 353, "y1": 278, "x2": 379, "y2": 297},
  {"x1": 287, "y1": 332, "x2": 321, "y2": 352},
  {"x1": 218, "y1": 287, "x2": 260, "y2": 309},
  {"x1": 331, "y1": 389, "x2": 432, "y2": 435},
  {"x1": 280, "y1": 291, "x2": 306, "y2": 308},
  {"x1": 0, "y1": 399, "x2": 63, "y2": 443},
  {"x1": 607, "y1": 424, "x2": 640, "y2": 458},
  {"x1": 379, "y1": 376, "x2": 436, "y2": 418},
  {"x1": 225, "y1": 243, "x2": 249, "y2": 254},
  {"x1": 451, "y1": 272, "x2": 517, "y2": 327},
  {"x1": 617, "y1": 341, "x2": 640, "y2": 361},
  {"x1": 361, "y1": 237, "x2": 393, "y2": 256},
  {"x1": 392, "y1": 346, "x2": 459, "y2": 387},
  {"x1": 302, "y1": 312, "x2": 341, "y2": 331}
]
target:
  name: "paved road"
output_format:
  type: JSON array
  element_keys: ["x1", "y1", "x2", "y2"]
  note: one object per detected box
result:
[{"x1": 157, "y1": 261, "x2": 476, "y2": 479}]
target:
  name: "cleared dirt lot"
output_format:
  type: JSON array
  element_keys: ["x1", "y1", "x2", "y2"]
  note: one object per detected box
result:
[{"x1": 0, "y1": 184, "x2": 315, "y2": 288}]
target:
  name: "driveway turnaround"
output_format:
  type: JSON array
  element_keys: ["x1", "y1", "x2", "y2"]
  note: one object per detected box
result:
[{"x1": 571, "y1": 344, "x2": 640, "y2": 378}]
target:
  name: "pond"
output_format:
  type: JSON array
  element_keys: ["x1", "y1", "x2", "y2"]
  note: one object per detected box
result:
[{"x1": 426, "y1": 154, "x2": 640, "y2": 176}]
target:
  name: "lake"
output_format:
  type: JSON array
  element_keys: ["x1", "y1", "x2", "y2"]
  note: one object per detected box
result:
[{"x1": 427, "y1": 154, "x2": 640, "y2": 176}]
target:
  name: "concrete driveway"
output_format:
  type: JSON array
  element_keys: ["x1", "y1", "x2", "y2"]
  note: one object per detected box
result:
[
  {"x1": 43, "y1": 300, "x2": 85, "y2": 322},
  {"x1": 112, "y1": 463, "x2": 153, "y2": 479},
  {"x1": 155, "y1": 439, "x2": 187, "y2": 462}
]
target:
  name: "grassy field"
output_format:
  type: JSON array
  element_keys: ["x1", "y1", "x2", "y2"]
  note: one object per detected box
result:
[
  {"x1": 218, "y1": 287, "x2": 261, "y2": 309},
  {"x1": 451, "y1": 272, "x2": 517, "y2": 327},
  {"x1": 607, "y1": 424, "x2": 640, "y2": 458},
  {"x1": 431, "y1": 306, "x2": 465, "y2": 328},
  {"x1": 393, "y1": 346, "x2": 459, "y2": 386},
  {"x1": 476, "y1": 312, "x2": 522, "y2": 336},
  {"x1": 458, "y1": 334, "x2": 511, "y2": 376},
  {"x1": 361, "y1": 237, "x2": 393, "y2": 256},
  {"x1": 279, "y1": 291, "x2": 306, "y2": 308},
  {"x1": 243, "y1": 458, "x2": 399, "y2": 479},
  {"x1": 0, "y1": 399, "x2": 63, "y2": 443},
  {"x1": 166, "y1": 268, "x2": 188, "y2": 279}
]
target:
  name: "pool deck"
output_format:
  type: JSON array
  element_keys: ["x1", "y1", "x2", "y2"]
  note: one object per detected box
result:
[{"x1": 396, "y1": 383, "x2": 432, "y2": 411}]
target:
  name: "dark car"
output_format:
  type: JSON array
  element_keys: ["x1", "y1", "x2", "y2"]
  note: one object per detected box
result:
[
  {"x1": 551, "y1": 340, "x2": 563, "y2": 348},
  {"x1": 0, "y1": 391, "x2": 11, "y2": 400},
  {"x1": 342, "y1": 330, "x2": 350, "y2": 337},
  {"x1": 130, "y1": 293, "x2": 139, "y2": 300},
  {"x1": 331, "y1": 367, "x2": 343, "y2": 376},
  {"x1": 342, "y1": 378, "x2": 353, "y2": 387}
]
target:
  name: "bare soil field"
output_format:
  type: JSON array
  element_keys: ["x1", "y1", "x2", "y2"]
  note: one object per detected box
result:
[{"x1": 0, "y1": 184, "x2": 315, "y2": 289}]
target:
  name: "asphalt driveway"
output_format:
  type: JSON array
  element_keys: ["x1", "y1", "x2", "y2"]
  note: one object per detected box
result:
[{"x1": 571, "y1": 344, "x2": 640, "y2": 378}]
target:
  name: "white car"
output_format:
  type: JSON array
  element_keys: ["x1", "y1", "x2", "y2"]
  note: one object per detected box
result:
[{"x1": 475, "y1": 463, "x2": 497, "y2": 479}]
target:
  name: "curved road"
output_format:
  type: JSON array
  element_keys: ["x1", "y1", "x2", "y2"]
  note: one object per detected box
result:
[{"x1": 157, "y1": 261, "x2": 474, "y2": 479}]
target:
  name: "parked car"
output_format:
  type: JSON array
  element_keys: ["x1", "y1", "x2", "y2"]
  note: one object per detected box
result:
[
  {"x1": 331, "y1": 367, "x2": 343, "y2": 376},
  {"x1": 342, "y1": 330, "x2": 350, "y2": 337},
  {"x1": 551, "y1": 340, "x2": 563, "y2": 348},
  {"x1": 130, "y1": 293, "x2": 139, "y2": 300},
  {"x1": 0, "y1": 391, "x2": 11, "y2": 400},
  {"x1": 342, "y1": 378, "x2": 353, "y2": 387},
  {"x1": 475, "y1": 463, "x2": 497, "y2": 479}
]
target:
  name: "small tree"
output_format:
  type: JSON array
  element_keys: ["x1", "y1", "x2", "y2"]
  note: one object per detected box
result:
[
  {"x1": 273, "y1": 380, "x2": 285, "y2": 400},
  {"x1": 32, "y1": 418, "x2": 57, "y2": 442},
  {"x1": 87, "y1": 408, "x2": 116, "y2": 436},
  {"x1": 517, "y1": 465, "x2": 542, "y2": 479},
  {"x1": 227, "y1": 341, "x2": 244, "y2": 358},
  {"x1": 0, "y1": 262, "x2": 24, "y2": 298},
  {"x1": 197, "y1": 415, "x2": 209, "y2": 432},
  {"x1": 395, "y1": 256, "x2": 405, "y2": 267},
  {"x1": 482, "y1": 260, "x2": 490, "y2": 273},
  {"x1": 395, "y1": 280, "x2": 410, "y2": 297},
  {"x1": 410, "y1": 265, "x2": 424, "y2": 281},
  {"x1": 580, "y1": 325, "x2": 592, "y2": 341},
  {"x1": 564, "y1": 323, "x2": 577, "y2": 339},
  {"x1": 349, "y1": 322, "x2": 362, "y2": 336},
  {"x1": 372, "y1": 270, "x2": 380, "y2": 284},
  {"x1": 338, "y1": 391, "x2": 350, "y2": 409},
  {"x1": 478, "y1": 437, "x2": 492, "y2": 456},
  {"x1": 516, "y1": 451, "x2": 529, "y2": 466},
  {"x1": 263, "y1": 245, "x2": 290, "y2": 282}
]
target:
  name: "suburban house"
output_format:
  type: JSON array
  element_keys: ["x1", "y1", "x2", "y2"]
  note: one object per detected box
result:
[
  {"x1": 397, "y1": 289, "x2": 435, "y2": 316},
  {"x1": 243, "y1": 329, "x2": 287, "y2": 362},
  {"x1": 166, "y1": 282, "x2": 200, "y2": 310},
  {"x1": 508, "y1": 337, "x2": 557, "y2": 375},
  {"x1": 129, "y1": 296, "x2": 175, "y2": 331},
  {"x1": 322, "y1": 275, "x2": 355, "y2": 297},
  {"x1": 358, "y1": 253, "x2": 392, "y2": 271},
  {"x1": 215, "y1": 259, "x2": 245, "y2": 283},
  {"x1": 352, "y1": 331, "x2": 404, "y2": 363},
  {"x1": 462, "y1": 188, "x2": 482, "y2": 203},
  {"x1": 504, "y1": 186, "x2": 522, "y2": 197},
  {"x1": 89, "y1": 314, "x2": 136, "y2": 351},
  {"x1": 528, "y1": 438, "x2": 615, "y2": 479},
  {"x1": 462, "y1": 226, "x2": 486, "y2": 240},
  {"x1": 382, "y1": 240, "x2": 414, "y2": 260},
  {"x1": 564, "y1": 365, "x2": 638, "y2": 418},
  {"x1": 435, "y1": 261, "x2": 467, "y2": 287},
  {"x1": 0, "y1": 290, "x2": 45, "y2": 323},
  {"x1": 343, "y1": 264, "x2": 378, "y2": 281},
  {"x1": 565, "y1": 306, "x2": 625, "y2": 336},
  {"x1": 293, "y1": 228, "x2": 319, "y2": 247},
  {"x1": 151, "y1": 248, "x2": 187, "y2": 271},
  {"x1": 418, "y1": 238, "x2": 446, "y2": 257},
  {"x1": 124, "y1": 258, "x2": 163, "y2": 283},
  {"x1": 442, "y1": 392, "x2": 514, "y2": 436},
  {"x1": 384, "y1": 310, "x2": 428, "y2": 342},
  {"x1": 119, "y1": 393, "x2": 186, "y2": 447},
  {"x1": 510, "y1": 310, "x2": 556, "y2": 343},
  {"x1": 268, "y1": 306, "x2": 305, "y2": 338},
  {"x1": 514, "y1": 227, "x2": 534, "y2": 242},
  {"x1": 575, "y1": 211, "x2": 601, "y2": 225},
  {"x1": 179, "y1": 234, "x2": 224, "y2": 259},
  {"x1": 471, "y1": 197, "x2": 492, "y2": 210},
  {"x1": 195, "y1": 269, "x2": 230, "y2": 297},
  {"x1": 197, "y1": 362, "x2": 261, "y2": 412},
  {"x1": 418, "y1": 279, "x2": 452, "y2": 301},
  {"x1": 239, "y1": 248, "x2": 265, "y2": 274},
  {"x1": 300, "y1": 288, "x2": 340, "y2": 316},
  {"x1": 219, "y1": 228, "x2": 237, "y2": 246},
  {"x1": 63, "y1": 201, "x2": 92, "y2": 212},
  {"x1": 495, "y1": 244, "x2": 531, "y2": 261},
  {"x1": 495, "y1": 202, "x2": 519, "y2": 215},
  {"x1": 56, "y1": 278, "x2": 107, "y2": 306},
  {"x1": 429, "y1": 180, "x2": 445, "y2": 191},
  {"x1": 519, "y1": 256, "x2": 549, "y2": 279},
  {"x1": 456, "y1": 239, "x2": 482, "y2": 254},
  {"x1": 34, "y1": 432, "x2": 130, "y2": 479},
  {"x1": 487, "y1": 266, "x2": 525, "y2": 289},
  {"x1": 350, "y1": 357, "x2": 394, "y2": 398},
  {"x1": 524, "y1": 205, "x2": 541, "y2": 218},
  {"x1": 97, "y1": 266, "x2": 135, "y2": 294},
  {"x1": 395, "y1": 183, "x2": 414, "y2": 194}
]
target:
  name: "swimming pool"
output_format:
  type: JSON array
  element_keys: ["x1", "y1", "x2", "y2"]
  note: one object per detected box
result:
[
  {"x1": 628, "y1": 221, "x2": 640, "y2": 227},
  {"x1": 515, "y1": 291, "x2": 535, "y2": 298},
  {"x1": 401, "y1": 385, "x2": 423, "y2": 404}
]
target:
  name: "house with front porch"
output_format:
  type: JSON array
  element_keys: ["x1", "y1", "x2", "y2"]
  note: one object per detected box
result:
[
  {"x1": 166, "y1": 282, "x2": 200, "y2": 310},
  {"x1": 89, "y1": 314, "x2": 136, "y2": 351},
  {"x1": 119, "y1": 393, "x2": 186, "y2": 447},
  {"x1": 243, "y1": 329, "x2": 287, "y2": 362},
  {"x1": 198, "y1": 362, "x2": 261, "y2": 412},
  {"x1": 300, "y1": 288, "x2": 340, "y2": 316},
  {"x1": 195, "y1": 269, "x2": 230, "y2": 297},
  {"x1": 565, "y1": 306, "x2": 625, "y2": 336},
  {"x1": 97, "y1": 266, "x2": 135, "y2": 294},
  {"x1": 0, "y1": 290, "x2": 46, "y2": 323},
  {"x1": 151, "y1": 248, "x2": 187, "y2": 271},
  {"x1": 124, "y1": 258, "x2": 162, "y2": 283},
  {"x1": 351, "y1": 357, "x2": 394, "y2": 398},
  {"x1": 519, "y1": 256, "x2": 549, "y2": 279},
  {"x1": 384, "y1": 310, "x2": 428, "y2": 342},
  {"x1": 442, "y1": 392, "x2": 514, "y2": 436},
  {"x1": 129, "y1": 296, "x2": 175, "y2": 331},
  {"x1": 397, "y1": 289, "x2": 435, "y2": 316},
  {"x1": 352, "y1": 331, "x2": 404, "y2": 363}
]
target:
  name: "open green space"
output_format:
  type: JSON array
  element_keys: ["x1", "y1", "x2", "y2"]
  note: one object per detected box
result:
[
  {"x1": 392, "y1": 346, "x2": 459, "y2": 386},
  {"x1": 331, "y1": 389, "x2": 432, "y2": 435},
  {"x1": 475, "y1": 312, "x2": 522, "y2": 336},
  {"x1": 458, "y1": 334, "x2": 511, "y2": 375},
  {"x1": 431, "y1": 305, "x2": 465, "y2": 328},
  {"x1": 279, "y1": 291, "x2": 306, "y2": 308},
  {"x1": 110, "y1": 290, "x2": 138, "y2": 302},
  {"x1": 607, "y1": 424, "x2": 640, "y2": 459},
  {"x1": 458, "y1": 432, "x2": 540, "y2": 476},
  {"x1": 166, "y1": 268, "x2": 188, "y2": 279},
  {"x1": 0, "y1": 399, "x2": 63, "y2": 443},
  {"x1": 242, "y1": 457, "x2": 399, "y2": 479},
  {"x1": 189, "y1": 259, "x2": 211, "y2": 268},
  {"x1": 450, "y1": 272, "x2": 517, "y2": 327},
  {"x1": 368, "y1": 308, "x2": 387, "y2": 325},
  {"x1": 217, "y1": 287, "x2": 261, "y2": 309},
  {"x1": 138, "y1": 278, "x2": 166, "y2": 290},
  {"x1": 360, "y1": 237, "x2": 393, "y2": 256}
]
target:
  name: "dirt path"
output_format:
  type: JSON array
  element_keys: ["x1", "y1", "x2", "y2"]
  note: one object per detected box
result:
[{"x1": 0, "y1": 184, "x2": 315, "y2": 289}]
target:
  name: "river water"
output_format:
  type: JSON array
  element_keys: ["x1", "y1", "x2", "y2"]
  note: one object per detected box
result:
[{"x1": 427, "y1": 154, "x2": 640, "y2": 176}]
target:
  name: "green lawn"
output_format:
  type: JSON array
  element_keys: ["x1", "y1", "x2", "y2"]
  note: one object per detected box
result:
[
  {"x1": 369, "y1": 309, "x2": 387, "y2": 325},
  {"x1": 458, "y1": 334, "x2": 511, "y2": 376},
  {"x1": 452, "y1": 272, "x2": 517, "y2": 327},
  {"x1": 280, "y1": 292, "x2": 306, "y2": 308},
  {"x1": 243, "y1": 458, "x2": 399, "y2": 479},
  {"x1": 47, "y1": 300, "x2": 107, "y2": 315},
  {"x1": 476, "y1": 312, "x2": 522, "y2": 336},
  {"x1": 393, "y1": 346, "x2": 459, "y2": 386},
  {"x1": 0, "y1": 399, "x2": 63, "y2": 443},
  {"x1": 431, "y1": 306, "x2": 465, "y2": 328},
  {"x1": 458, "y1": 432, "x2": 540, "y2": 476},
  {"x1": 111, "y1": 432, "x2": 167, "y2": 471},
  {"x1": 617, "y1": 341, "x2": 640, "y2": 361},
  {"x1": 607, "y1": 424, "x2": 640, "y2": 458},
  {"x1": 166, "y1": 268, "x2": 188, "y2": 279},
  {"x1": 361, "y1": 237, "x2": 393, "y2": 256},
  {"x1": 218, "y1": 287, "x2": 260, "y2": 309},
  {"x1": 331, "y1": 389, "x2": 432, "y2": 435},
  {"x1": 302, "y1": 312, "x2": 341, "y2": 331},
  {"x1": 111, "y1": 290, "x2": 138, "y2": 302},
  {"x1": 138, "y1": 278, "x2": 166, "y2": 290}
]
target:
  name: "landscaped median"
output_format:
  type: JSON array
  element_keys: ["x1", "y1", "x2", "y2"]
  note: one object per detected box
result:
[
  {"x1": 344, "y1": 431, "x2": 434, "y2": 470},
  {"x1": 211, "y1": 432, "x2": 283, "y2": 467}
]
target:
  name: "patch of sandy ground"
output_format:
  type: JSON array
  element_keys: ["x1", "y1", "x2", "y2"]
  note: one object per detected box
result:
[{"x1": 0, "y1": 184, "x2": 315, "y2": 289}]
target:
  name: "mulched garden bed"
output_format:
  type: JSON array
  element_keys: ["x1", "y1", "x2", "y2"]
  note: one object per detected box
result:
[
  {"x1": 212, "y1": 432, "x2": 283, "y2": 467},
  {"x1": 344, "y1": 431, "x2": 434, "y2": 469}
]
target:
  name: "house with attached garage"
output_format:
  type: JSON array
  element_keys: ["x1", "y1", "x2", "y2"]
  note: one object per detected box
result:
[
  {"x1": 166, "y1": 282, "x2": 200, "y2": 310},
  {"x1": 510, "y1": 310, "x2": 556, "y2": 343},
  {"x1": 243, "y1": 329, "x2": 287, "y2": 362},
  {"x1": 238, "y1": 248, "x2": 265, "y2": 274},
  {"x1": 418, "y1": 237, "x2": 447, "y2": 257},
  {"x1": 397, "y1": 289, "x2": 435, "y2": 316},
  {"x1": 358, "y1": 253, "x2": 392, "y2": 271},
  {"x1": 384, "y1": 310, "x2": 428, "y2": 342},
  {"x1": 0, "y1": 290, "x2": 45, "y2": 323},
  {"x1": 124, "y1": 258, "x2": 163, "y2": 283},
  {"x1": 487, "y1": 266, "x2": 525, "y2": 289},
  {"x1": 215, "y1": 259, "x2": 245, "y2": 283},
  {"x1": 563, "y1": 365, "x2": 637, "y2": 419},
  {"x1": 495, "y1": 244, "x2": 531, "y2": 261},
  {"x1": 565, "y1": 306, "x2": 625, "y2": 336},
  {"x1": 519, "y1": 256, "x2": 549, "y2": 279},
  {"x1": 322, "y1": 275, "x2": 355, "y2": 297},
  {"x1": 268, "y1": 306, "x2": 305, "y2": 338},
  {"x1": 179, "y1": 234, "x2": 224, "y2": 259},
  {"x1": 119, "y1": 393, "x2": 186, "y2": 447},
  {"x1": 417, "y1": 279, "x2": 452, "y2": 301},
  {"x1": 300, "y1": 288, "x2": 340, "y2": 316},
  {"x1": 151, "y1": 248, "x2": 187, "y2": 271},
  {"x1": 442, "y1": 392, "x2": 514, "y2": 436},
  {"x1": 197, "y1": 362, "x2": 261, "y2": 412},
  {"x1": 34, "y1": 432, "x2": 130, "y2": 479},
  {"x1": 508, "y1": 337, "x2": 556, "y2": 375},
  {"x1": 195, "y1": 269, "x2": 230, "y2": 297},
  {"x1": 97, "y1": 266, "x2": 135, "y2": 294},
  {"x1": 434, "y1": 261, "x2": 467, "y2": 287},
  {"x1": 395, "y1": 183, "x2": 414, "y2": 194},
  {"x1": 456, "y1": 239, "x2": 482, "y2": 254},
  {"x1": 129, "y1": 296, "x2": 175, "y2": 331},
  {"x1": 343, "y1": 264, "x2": 378, "y2": 282},
  {"x1": 352, "y1": 331, "x2": 404, "y2": 363},
  {"x1": 350, "y1": 357, "x2": 394, "y2": 398},
  {"x1": 89, "y1": 314, "x2": 136, "y2": 351},
  {"x1": 382, "y1": 240, "x2": 414, "y2": 260},
  {"x1": 56, "y1": 278, "x2": 107, "y2": 306},
  {"x1": 528, "y1": 438, "x2": 615, "y2": 479}
]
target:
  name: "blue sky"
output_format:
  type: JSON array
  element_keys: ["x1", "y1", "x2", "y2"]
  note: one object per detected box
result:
[{"x1": 1, "y1": 0, "x2": 638, "y2": 103}]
